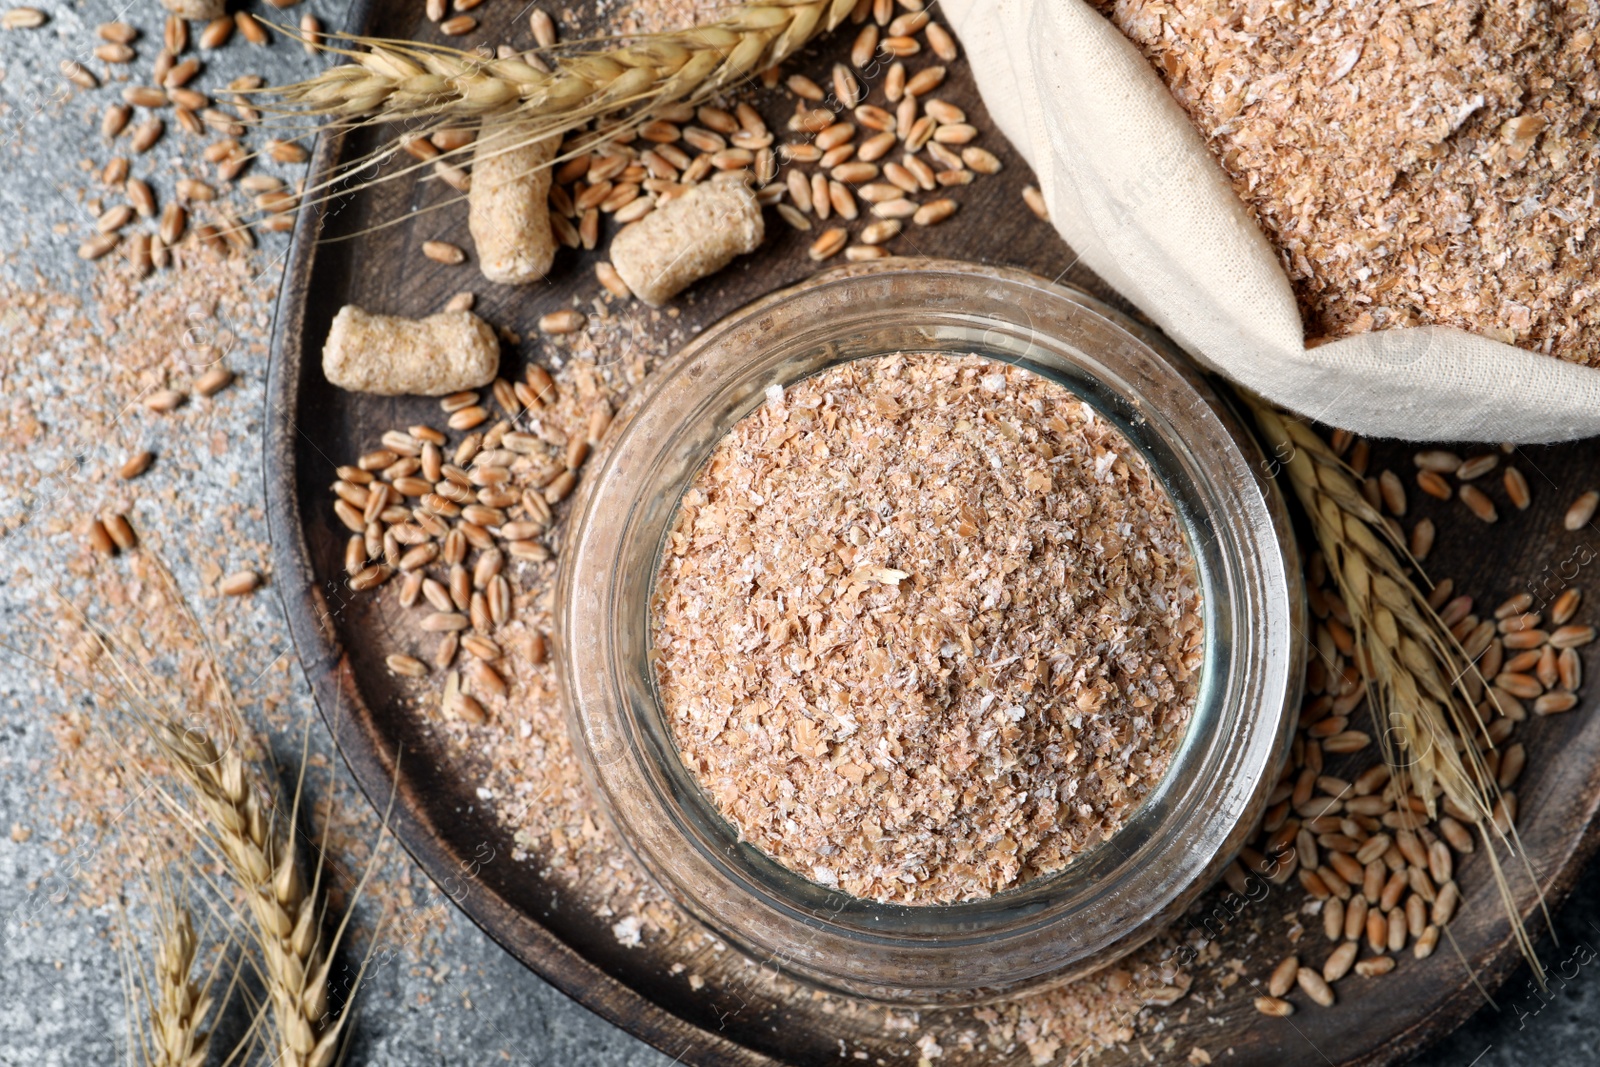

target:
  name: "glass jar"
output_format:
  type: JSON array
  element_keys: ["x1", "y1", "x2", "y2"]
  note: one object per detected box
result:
[{"x1": 555, "y1": 260, "x2": 1303, "y2": 1005}]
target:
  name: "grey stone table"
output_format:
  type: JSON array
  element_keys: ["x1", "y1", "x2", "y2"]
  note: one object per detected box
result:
[{"x1": 0, "y1": 2, "x2": 1595, "y2": 1064}]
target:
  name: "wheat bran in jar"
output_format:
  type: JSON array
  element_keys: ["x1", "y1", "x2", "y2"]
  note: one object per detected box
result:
[{"x1": 651, "y1": 352, "x2": 1203, "y2": 905}]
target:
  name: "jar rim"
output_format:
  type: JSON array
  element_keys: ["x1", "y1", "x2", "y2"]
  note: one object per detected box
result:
[{"x1": 556, "y1": 260, "x2": 1302, "y2": 1004}]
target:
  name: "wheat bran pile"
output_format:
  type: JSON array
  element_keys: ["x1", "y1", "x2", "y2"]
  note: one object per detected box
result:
[
  {"x1": 1101, "y1": 0, "x2": 1600, "y2": 364},
  {"x1": 651, "y1": 353, "x2": 1203, "y2": 905}
]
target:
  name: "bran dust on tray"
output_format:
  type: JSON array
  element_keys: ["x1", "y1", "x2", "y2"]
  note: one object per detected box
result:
[{"x1": 650, "y1": 352, "x2": 1203, "y2": 904}]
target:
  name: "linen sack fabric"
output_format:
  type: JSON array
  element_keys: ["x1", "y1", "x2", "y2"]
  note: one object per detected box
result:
[{"x1": 940, "y1": 0, "x2": 1600, "y2": 442}]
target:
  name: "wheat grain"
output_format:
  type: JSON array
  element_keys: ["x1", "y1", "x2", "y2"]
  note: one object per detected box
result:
[
  {"x1": 422, "y1": 239, "x2": 466, "y2": 264},
  {"x1": 143, "y1": 388, "x2": 186, "y2": 413},
  {"x1": 79, "y1": 233, "x2": 121, "y2": 260},
  {"x1": 121, "y1": 451, "x2": 156, "y2": 480},
  {"x1": 1354, "y1": 956, "x2": 1397, "y2": 977},
  {"x1": 220, "y1": 569, "x2": 261, "y2": 595},
  {"x1": 1552, "y1": 588, "x2": 1582, "y2": 625},
  {"x1": 194, "y1": 366, "x2": 234, "y2": 397},
  {"x1": 786, "y1": 73, "x2": 825, "y2": 100},
  {"x1": 105, "y1": 513, "x2": 138, "y2": 551},
  {"x1": 1551, "y1": 624, "x2": 1596, "y2": 649},
  {"x1": 1460, "y1": 484, "x2": 1499, "y2": 523},
  {"x1": 1566, "y1": 490, "x2": 1599, "y2": 530},
  {"x1": 1322, "y1": 941, "x2": 1358, "y2": 983},
  {"x1": 1409, "y1": 517, "x2": 1435, "y2": 561},
  {"x1": 538, "y1": 308, "x2": 584, "y2": 334},
  {"x1": 131, "y1": 118, "x2": 165, "y2": 153},
  {"x1": 859, "y1": 218, "x2": 898, "y2": 244},
  {"x1": 84, "y1": 518, "x2": 116, "y2": 555},
  {"x1": 1267, "y1": 956, "x2": 1298, "y2": 997},
  {"x1": 1, "y1": 6, "x2": 47, "y2": 29},
  {"x1": 881, "y1": 33, "x2": 919, "y2": 56},
  {"x1": 1414, "y1": 470, "x2": 1450, "y2": 500},
  {"x1": 1493, "y1": 592, "x2": 1533, "y2": 619},
  {"x1": 925, "y1": 19, "x2": 957, "y2": 60},
  {"x1": 1022, "y1": 185, "x2": 1049, "y2": 220},
  {"x1": 529, "y1": 7, "x2": 556, "y2": 47},
  {"x1": 387, "y1": 653, "x2": 428, "y2": 677},
  {"x1": 63, "y1": 58, "x2": 99, "y2": 88},
  {"x1": 1536, "y1": 645, "x2": 1561, "y2": 688},
  {"x1": 102, "y1": 104, "x2": 132, "y2": 139},
  {"x1": 1535, "y1": 691, "x2": 1579, "y2": 715},
  {"x1": 912, "y1": 197, "x2": 956, "y2": 225},
  {"x1": 1296, "y1": 967, "x2": 1336, "y2": 1007}
]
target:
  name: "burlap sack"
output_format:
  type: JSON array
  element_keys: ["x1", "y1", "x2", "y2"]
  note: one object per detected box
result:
[{"x1": 942, "y1": 0, "x2": 1600, "y2": 442}]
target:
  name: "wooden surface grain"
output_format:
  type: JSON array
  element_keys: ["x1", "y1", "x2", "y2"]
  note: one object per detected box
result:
[{"x1": 264, "y1": 3, "x2": 1600, "y2": 1064}]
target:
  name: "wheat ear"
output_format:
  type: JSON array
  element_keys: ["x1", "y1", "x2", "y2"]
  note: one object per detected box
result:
[
  {"x1": 263, "y1": 0, "x2": 854, "y2": 129},
  {"x1": 116, "y1": 856, "x2": 255, "y2": 1067},
  {"x1": 1247, "y1": 398, "x2": 1546, "y2": 976},
  {"x1": 119, "y1": 874, "x2": 212, "y2": 1067},
  {"x1": 57, "y1": 553, "x2": 353, "y2": 1067},
  {"x1": 80, "y1": 619, "x2": 342, "y2": 1067},
  {"x1": 149, "y1": 867, "x2": 247, "y2": 1067},
  {"x1": 241, "y1": 1, "x2": 854, "y2": 232},
  {"x1": 151, "y1": 897, "x2": 208, "y2": 1067},
  {"x1": 47, "y1": 558, "x2": 385, "y2": 1066},
  {"x1": 141, "y1": 717, "x2": 347, "y2": 1067}
]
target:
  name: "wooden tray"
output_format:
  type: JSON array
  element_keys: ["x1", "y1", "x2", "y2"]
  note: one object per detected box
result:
[{"x1": 263, "y1": 2, "x2": 1600, "y2": 1063}]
